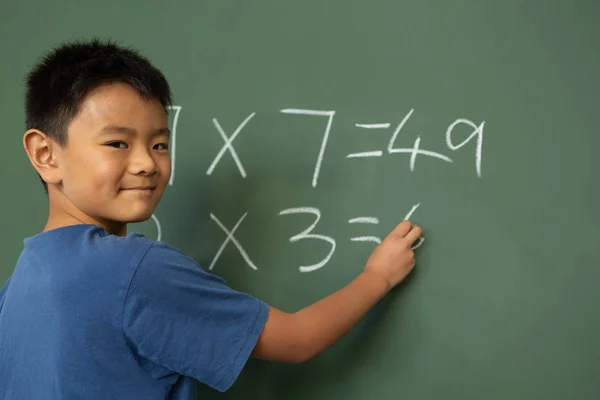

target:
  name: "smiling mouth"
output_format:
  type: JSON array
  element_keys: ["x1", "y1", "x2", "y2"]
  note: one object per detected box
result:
[{"x1": 121, "y1": 186, "x2": 156, "y2": 191}]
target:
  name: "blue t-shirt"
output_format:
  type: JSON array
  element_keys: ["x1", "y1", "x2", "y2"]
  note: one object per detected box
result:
[{"x1": 0, "y1": 224, "x2": 269, "y2": 399}]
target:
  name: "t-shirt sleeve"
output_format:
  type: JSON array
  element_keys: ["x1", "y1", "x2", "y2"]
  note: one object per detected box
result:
[
  {"x1": 122, "y1": 242, "x2": 269, "y2": 392},
  {"x1": 0, "y1": 276, "x2": 11, "y2": 311}
]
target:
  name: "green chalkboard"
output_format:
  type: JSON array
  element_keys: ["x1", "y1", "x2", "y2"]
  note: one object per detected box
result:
[{"x1": 1, "y1": 1, "x2": 599, "y2": 399}]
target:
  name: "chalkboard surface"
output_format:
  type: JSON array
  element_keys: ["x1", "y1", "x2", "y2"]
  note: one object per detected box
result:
[{"x1": 1, "y1": 1, "x2": 599, "y2": 399}]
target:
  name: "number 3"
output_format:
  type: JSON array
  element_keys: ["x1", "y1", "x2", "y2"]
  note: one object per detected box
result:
[{"x1": 278, "y1": 207, "x2": 336, "y2": 273}]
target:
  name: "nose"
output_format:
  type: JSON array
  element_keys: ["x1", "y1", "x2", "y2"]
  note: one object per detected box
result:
[{"x1": 129, "y1": 147, "x2": 157, "y2": 176}]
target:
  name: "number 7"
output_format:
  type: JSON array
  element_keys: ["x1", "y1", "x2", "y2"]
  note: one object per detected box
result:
[
  {"x1": 280, "y1": 109, "x2": 336, "y2": 188},
  {"x1": 167, "y1": 105, "x2": 182, "y2": 186}
]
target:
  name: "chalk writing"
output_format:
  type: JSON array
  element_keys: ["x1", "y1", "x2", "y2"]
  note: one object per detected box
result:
[
  {"x1": 279, "y1": 107, "x2": 484, "y2": 186},
  {"x1": 167, "y1": 105, "x2": 182, "y2": 186},
  {"x1": 386, "y1": 109, "x2": 453, "y2": 172},
  {"x1": 152, "y1": 105, "x2": 485, "y2": 273},
  {"x1": 346, "y1": 108, "x2": 454, "y2": 170},
  {"x1": 279, "y1": 207, "x2": 336, "y2": 273},
  {"x1": 208, "y1": 212, "x2": 259, "y2": 271},
  {"x1": 349, "y1": 203, "x2": 424, "y2": 250},
  {"x1": 271, "y1": 203, "x2": 423, "y2": 272},
  {"x1": 280, "y1": 109, "x2": 336, "y2": 188},
  {"x1": 349, "y1": 216, "x2": 382, "y2": 244},
  {"x1": 207, "y1": 113, "x2": 256, "y2": 178},
  {"x1": 446, "y1": 118, "x2": 485, "y2": 177},
  {"x1": 349, "y1": 217, "x2": 379, "y2": 224},
  {"x1": 404, "y1": 203, "x2": 424, "y2": 250},
  {"x1": 151, "y1": 214, "x2": 162, "y2": 241}
]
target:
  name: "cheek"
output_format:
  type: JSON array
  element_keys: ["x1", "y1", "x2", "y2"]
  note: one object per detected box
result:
[
  {"x1": 65, "y1": 151, "x2": 122, "y2": 193},
  {"x1": 158, "y1": 157, "x2": 172, "y2": 183},
  {"x1": 94, "y1": 160, "x2": 123, "y2": 185}
]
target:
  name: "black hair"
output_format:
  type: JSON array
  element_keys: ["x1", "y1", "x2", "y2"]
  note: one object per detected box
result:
[{"x1": 25, "y1": 38, "x2": 172, "y2": 193}]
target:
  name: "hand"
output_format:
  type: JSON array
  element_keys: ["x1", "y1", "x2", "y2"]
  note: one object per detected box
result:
[{"x1": 363, "y1": 220, "x2": 422, "y2": 290}]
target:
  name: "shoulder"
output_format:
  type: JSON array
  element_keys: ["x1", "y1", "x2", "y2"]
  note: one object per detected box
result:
[
  {"x1": 132, "y1": 238, "x2": 226, "y2": 290},
  {"x1": 99, "y1": 228, "x2": 201, "y2": 281},
  {"x1": 86, "y1": 225, "x2": 159, "y2": 270},
  {"x1": 38, "y1": 224, "x2": 221, "y2": 289},
  {"x1": 0, "y1": 276, "x2": 10, "y2": 308},
  {"x1": 24, "y1": 224, "x2": 160, "y2": 273}
]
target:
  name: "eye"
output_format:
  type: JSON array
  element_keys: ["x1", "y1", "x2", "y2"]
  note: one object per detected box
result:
[
  {"x1": 154, "y1": 143, "x2": 169, "y2": 151},
  {"x1": 107, "y1": 141, "x2": 128, "y2": 149}
]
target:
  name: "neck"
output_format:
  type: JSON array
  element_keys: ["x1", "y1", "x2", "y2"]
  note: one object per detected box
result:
[{"x1": 44, "y1": 186, "x2": 127, "y2": 236}]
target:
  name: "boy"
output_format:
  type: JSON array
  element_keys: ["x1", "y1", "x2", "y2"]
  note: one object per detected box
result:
[{"x1": 0, "y1": 39, "x2": 422, "y2": 399}]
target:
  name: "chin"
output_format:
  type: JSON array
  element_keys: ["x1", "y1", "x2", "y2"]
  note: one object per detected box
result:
[
  {"x1": 121, "y1": 207, "x2": 156, "y2": 223},
  {"x1": 127, "y1": 212, "x2": 154, "y2": 223}
]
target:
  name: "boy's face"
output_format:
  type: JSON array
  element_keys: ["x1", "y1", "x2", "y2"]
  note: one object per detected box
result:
[{"x1": 53, "y1": 82, "x2": 171, "y2": 232}]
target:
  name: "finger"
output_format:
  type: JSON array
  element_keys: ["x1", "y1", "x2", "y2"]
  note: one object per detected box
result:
[
  {"x1": 404, "y1": 225, "x2": 423, "y2": 245},
  {"x1": 411, "y1": 236, "x2": 425, "y2": 250},
  {"x1": 393, "y1": 220, "x2": 412, "y2": 238}
]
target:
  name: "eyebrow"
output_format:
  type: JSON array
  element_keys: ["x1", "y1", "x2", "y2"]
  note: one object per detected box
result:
[{"x1": 98, "y1": 125, "x2": 170, "y2": 137}]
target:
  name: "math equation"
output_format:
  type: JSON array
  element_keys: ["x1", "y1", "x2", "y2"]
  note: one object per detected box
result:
[{"x1": 150, "y1": 106, "x2": 485, "y2": 273}]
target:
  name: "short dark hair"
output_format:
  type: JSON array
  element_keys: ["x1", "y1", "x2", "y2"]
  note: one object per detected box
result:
[{"x1": 25, "y1": 38, "x2": 172, "y2": 192}]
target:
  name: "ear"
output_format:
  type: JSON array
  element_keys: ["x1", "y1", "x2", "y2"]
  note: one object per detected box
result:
[{"x1": 23, "y1": 129, "x2": 63, "y2": 186}]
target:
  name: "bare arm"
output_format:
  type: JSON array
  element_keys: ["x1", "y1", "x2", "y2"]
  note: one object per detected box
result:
[{"x1": 252, "y1": 220, "x2": 422, "y2": 363}]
